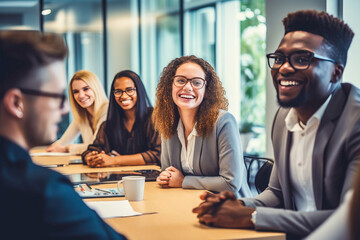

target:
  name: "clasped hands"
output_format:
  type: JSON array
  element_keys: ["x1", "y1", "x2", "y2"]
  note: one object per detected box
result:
[
  {"x1": 84, "y1": 150, "x2": 119, "y2": 167},
  {"x1": 192, "y1": 191, "x2": 255, "y2": 229},
  {"x1": 156, "y1": 166, "x2": 184, "y2": 188}
]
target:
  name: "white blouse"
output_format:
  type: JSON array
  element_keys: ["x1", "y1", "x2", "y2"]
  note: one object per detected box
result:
[
  {"x1": 176, "y1": 119, "x2": 197, "y2": 175},
  {"x1": 55, "y1": 105, "x2": 108, "y2": 154}
]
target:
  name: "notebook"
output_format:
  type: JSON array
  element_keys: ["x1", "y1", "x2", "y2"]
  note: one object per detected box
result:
[{"x1": 74, "y1": 184, "x2": 124, "y2": 198}]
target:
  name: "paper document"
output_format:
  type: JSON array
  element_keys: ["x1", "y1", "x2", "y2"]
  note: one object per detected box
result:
[
  {"x1": 30, "y1": 152, "x2": 71, "y2": 157},
  {"x1": 86, "y1": 200, "x2": 142, "y2": 218}
]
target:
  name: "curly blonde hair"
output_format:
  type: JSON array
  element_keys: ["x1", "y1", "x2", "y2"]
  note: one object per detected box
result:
[{"x1": 153, "y1": 55, "x2": 228, "y2": 139}]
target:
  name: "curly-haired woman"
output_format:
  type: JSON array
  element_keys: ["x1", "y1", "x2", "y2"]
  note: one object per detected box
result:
[{"x1": 154, "y1": 55, "x2": 252, "y2": 198}]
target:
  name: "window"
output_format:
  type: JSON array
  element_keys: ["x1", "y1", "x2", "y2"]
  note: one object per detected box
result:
[
  {"x1": 140, "y1": 0, "x2": 181, "y2": 103},
  {"x1": 238, "y1": 1, "x2": 266, "y2": 155},
  {"x1": 184, "y1": 6, "x2": 216, "y2": 67},
  {"x1": 43, "y1": 0, "x2": 104, "y2": 138}
]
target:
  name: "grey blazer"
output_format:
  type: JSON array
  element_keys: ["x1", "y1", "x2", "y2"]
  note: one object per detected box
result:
[
  {"x1": 161, "y1": 110, "x2": 252, "y2": 198},
  {"x1": 242, "y1": 83, "x2": 360, "y2": 238}
]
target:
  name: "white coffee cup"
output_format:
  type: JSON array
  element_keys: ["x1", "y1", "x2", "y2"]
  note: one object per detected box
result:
[{"x1": 117, "y1": 176, "x2": 145, "y2": 201}]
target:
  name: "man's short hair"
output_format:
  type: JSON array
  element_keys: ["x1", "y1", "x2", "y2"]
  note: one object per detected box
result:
[
  {"x1": 282, "y1": 10, "x2": 354, "y2": 66},
  {"x1": 0, "y1": 30, "x2": 68, "y2": 98}
]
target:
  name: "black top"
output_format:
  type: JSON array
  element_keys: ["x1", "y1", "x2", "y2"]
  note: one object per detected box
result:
[{"x1": 82, "y1": 109, "x2": 161, "y2": 165}]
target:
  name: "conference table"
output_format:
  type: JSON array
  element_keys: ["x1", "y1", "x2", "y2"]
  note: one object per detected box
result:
[{"x1": 31, "y1": 149, "x2": 285, "y2": 240}]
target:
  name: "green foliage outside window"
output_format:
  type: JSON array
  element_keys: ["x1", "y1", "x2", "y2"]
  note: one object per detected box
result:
[
  {"x1": 239, "y1": 0, "x2": 266, "y2": 154},
  {"x1": 240, "y1": 1, "x2": 266, "y2": 129}
]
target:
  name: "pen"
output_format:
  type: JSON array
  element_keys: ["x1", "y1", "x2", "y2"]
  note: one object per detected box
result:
[
  {"x1": 94, "y1": 188, "x2": 113, "y2": 194},
  {"x1": 85, "y1": 183, "x2": 93, "y2": 191},
  {"x1": 79, "y1": 185, "x2": 85, "y2": 193}
]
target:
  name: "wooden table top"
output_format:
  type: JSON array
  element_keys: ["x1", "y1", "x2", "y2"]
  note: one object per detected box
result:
[{"x1": 30, "y1": 149, "x2": 285, "y2": 240}]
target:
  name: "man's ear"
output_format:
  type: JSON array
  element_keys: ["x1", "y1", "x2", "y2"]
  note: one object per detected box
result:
[
  {"x1": 3, "y1": 89, "x2": 24, "y2": 119},
  {"x1": 330, "y1": 64, "x2": 344, "y2": 83}
]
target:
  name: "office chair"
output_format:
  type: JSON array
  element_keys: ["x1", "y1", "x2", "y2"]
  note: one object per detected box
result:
[{"x1": 244, "y1": 155, "x2": 274, "y2": 194}]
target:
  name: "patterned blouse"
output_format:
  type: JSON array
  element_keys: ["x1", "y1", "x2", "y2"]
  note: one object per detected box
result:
[{"x1": 81, "y1": 110, "x2": 161, "y2": 165}]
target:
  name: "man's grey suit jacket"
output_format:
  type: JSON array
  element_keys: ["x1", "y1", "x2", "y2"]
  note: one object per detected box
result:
[
  {"x1": 242, "y1": 83, "x2": 360, "y2": 237},
  {"x1": 161, "y1": 110, "x2": 252, "y2": 198}
]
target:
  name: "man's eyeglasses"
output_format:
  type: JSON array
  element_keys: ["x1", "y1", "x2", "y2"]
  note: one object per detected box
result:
[
  {"x1": 113, "y1": 87, "x2": 136, "y2": 97},
  {"x1": 19, "y1": 88, "x2": 66, "y2": 109},
  {"x1": 266, "y1": 50, "x2": 336, "y2": 70},
  {"x1": 173, "y1": 75, "x2": 206, "y2": 89}
]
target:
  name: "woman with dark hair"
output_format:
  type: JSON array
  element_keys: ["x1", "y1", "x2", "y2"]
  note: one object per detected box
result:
[
  {"x1": 153, "y1": 55, "x2": 252, "y2": 198},
  {"x1": 81, "y1": 70, "x2": 160, "y2": 167}
]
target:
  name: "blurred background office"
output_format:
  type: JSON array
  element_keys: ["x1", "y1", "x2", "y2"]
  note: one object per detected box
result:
[{"x1": 1, "y1": 0, "x2": 358, "y2": 158}]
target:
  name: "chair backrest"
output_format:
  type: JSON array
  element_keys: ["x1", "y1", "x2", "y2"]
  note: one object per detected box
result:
[{"x1": 244, "y1": 155, "x2": 274, "y2": 194}]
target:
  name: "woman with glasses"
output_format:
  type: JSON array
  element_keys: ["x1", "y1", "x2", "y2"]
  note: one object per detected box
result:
[
  {"x1": 46, "y1": 70, "x2": 108, "y2": 154},
  {"x1": 81, "y1": 70, "x2": 161, "y2": 167},
  {"x1": 153, "y1": 55, "x2": 252, "y2": 198}
]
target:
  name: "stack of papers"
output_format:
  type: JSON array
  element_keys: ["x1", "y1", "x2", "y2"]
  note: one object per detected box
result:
[{"x1": 86, "y1": 200, "x2": 142, "y2": 218}]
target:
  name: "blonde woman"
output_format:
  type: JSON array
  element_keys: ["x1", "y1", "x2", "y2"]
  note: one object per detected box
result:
[
  {"x1": 46, "y1": 70, "x2": 108, "y2": 154},
  {"x1": 154, "y1": 55, "x2": 252, "y2": 198}
]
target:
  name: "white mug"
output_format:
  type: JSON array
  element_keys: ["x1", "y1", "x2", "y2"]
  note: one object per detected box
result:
[{"x1": 117, "y1": 176, "x2": 145, "y2": 201}]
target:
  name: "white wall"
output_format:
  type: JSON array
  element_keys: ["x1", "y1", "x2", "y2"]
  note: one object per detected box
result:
[
  {"x1": 265, "y1": 0, "x2": 327, "y2": 157},
  {"x1": 107, "y1": 0, "x2": 133, "y2": 92}
]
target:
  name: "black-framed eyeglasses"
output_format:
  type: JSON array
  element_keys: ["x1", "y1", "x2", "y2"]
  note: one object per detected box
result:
[
  {"x1": 266, "y1": 50, "x2": 336, "y2": 70},
  {"x1": 19, "y1": 88, "x2": 66, "y2": 109},
  {"x1": 173, "y1": 75, "x2": 207, "y2": 89},
  {"x1": 113, "y1": 87, "x2": 136, "y2": 97}
]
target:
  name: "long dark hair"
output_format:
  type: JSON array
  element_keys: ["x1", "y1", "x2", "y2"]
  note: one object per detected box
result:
[{"x1": 105, "y1": 70, "x2": 152, "y2": 154}]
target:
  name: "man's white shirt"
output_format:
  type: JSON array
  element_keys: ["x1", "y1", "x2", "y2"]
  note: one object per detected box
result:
[{"x1": 285, "y1": 95, "x2": 331, "y2": 211}]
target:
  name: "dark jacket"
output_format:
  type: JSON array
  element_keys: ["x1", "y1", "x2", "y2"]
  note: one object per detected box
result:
[{"x1": 0, "y1": 136, "x2": 126, "y2": 240}]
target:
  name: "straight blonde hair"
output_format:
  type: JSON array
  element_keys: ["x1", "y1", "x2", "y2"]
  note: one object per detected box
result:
[{"x1": 68, "y1": 70, "x2": 108, "y2": 130}]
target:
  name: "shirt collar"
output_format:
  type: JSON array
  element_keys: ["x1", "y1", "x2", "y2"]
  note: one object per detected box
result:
[
  {"x1": 0, "y1": 135, "x2": 30, "y2": 164},
  {"x1": 285, "y1": 94, "x2": 332, "y2": 132},
  {"x1": 177, "y1": 118, "x2": 198, "y2": 139}
]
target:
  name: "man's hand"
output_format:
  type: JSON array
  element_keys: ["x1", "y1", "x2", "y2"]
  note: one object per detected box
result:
[
  {"x1": 193, "y1": 191, "x2": 238, "y2": 216},
  {"x1": 193, "y1": 191, "x2": 253, "y2": 229},
  {"x1": 196, "y1": 198, "x2": 255, "y2": 229}
]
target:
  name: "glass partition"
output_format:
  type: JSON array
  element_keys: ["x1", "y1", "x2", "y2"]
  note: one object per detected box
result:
[
  {"x1": 140, "y1": 0, "x2": 181, "y2": 104},
  {"x1": 43, "y1": 0, "x2": 104, "y2": 138},
  {"x1": 107, "y1": 0, "x2": 138, "y2": 93},
  {"x1": 184, "y1": 6, "x2": 215, "y2": 67},
  {"x1": 0, "y1": 0, "x2": 40, "y2": 30}
]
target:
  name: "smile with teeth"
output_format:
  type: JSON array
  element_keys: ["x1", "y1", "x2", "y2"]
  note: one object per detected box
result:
[
  {"x1": 279, "y1": 80, "x2": 302, "y2": 86},
  {"x1": 121, "y1": 99, "x2": 132, "y2": 104},
  {"x1": 179, "y1": 94, "x2": 195, "y2": 99}
]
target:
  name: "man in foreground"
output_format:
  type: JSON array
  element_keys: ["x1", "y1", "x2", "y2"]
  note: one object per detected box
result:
[
  {"x1": 0, "y1": 30, "x2": 126, "y2": 239},
  {"x1": 193, "y1": 10, "x2": 358, "y2": 239}
]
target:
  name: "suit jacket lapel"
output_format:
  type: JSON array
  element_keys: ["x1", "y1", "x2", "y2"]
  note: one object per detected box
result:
[
  {"x1": 170, "y1": 134, "x2": 183, "y2": 171},
  {"x1": 283, "y1": 130, "x2": 294, "y2": 209},
  {"x1": 192, "y1": 136, "x2": 204, "y2": 175},
  {"x1": 272, "y1": 108, "x2": 294, "y2": 209},
  {"x1": 312, "y1": 86, "x2": 347, "y2": 209}
]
